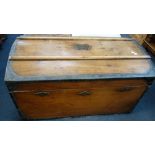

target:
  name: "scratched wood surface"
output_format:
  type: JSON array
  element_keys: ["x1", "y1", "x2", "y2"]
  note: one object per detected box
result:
[
  {"x1": 14, "y1": 38, "x2": 146, "y2": 56},
  {"x1": 7, "y1": 37, "x2": 152, "y2": 78},
  {"x1": 11, "y1": 79, "x2": 147, "y2": 119},
  {"x1": 11, "y1": 59, "x2": 150, "y2": 76}
]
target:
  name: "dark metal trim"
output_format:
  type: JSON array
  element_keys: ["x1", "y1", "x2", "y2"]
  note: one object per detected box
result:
[
  {"x1": 126, "y1": 83, "x2": 150, "y2": 115},
  {"x1": 4, "y1": 69, "x2": 155, "y2": 82},
  {"x1": 5, "y1": 82, "x2": 26, "y2": 120}
]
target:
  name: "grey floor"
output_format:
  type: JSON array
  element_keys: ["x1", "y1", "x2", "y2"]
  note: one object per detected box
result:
[{"x1": 0, "y1": 34, "x2": 155, "y2": 121}]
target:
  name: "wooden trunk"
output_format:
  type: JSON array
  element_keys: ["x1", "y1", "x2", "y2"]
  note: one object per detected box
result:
[{"x1": 5, "y1": 35, "x2": 155, "y2": 119}]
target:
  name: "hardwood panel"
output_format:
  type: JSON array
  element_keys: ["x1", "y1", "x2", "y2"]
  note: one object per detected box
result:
[
  {"x1": 11, "y1": 59, "x2": 151, "y2": 77},
  {"x1": 12, "y1": 82, "x2": 147, "y2": 119},
  {"x1": 14, "y1": 39, "x2": 145, "y2": 57},
  {"x1": 11, "y1": 79, "x2": 147, "y2": 91}
]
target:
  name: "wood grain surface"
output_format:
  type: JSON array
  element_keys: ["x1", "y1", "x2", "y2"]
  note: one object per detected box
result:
[
  {"x1": 14, "y1": 39, "x2": 145, "y2": 57},
  {"x1": 12, "y1": 79, "x2": 147, "y2": 119},
  {"x1": 7, "y1": 37, "x2": 151, "y2": 77},
  {"x1": 11, "y1": 59, "x2": 151, "y2": 76}
]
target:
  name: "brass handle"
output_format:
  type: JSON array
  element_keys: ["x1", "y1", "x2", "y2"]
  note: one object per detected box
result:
[
  {"x1": 78, "y1": 91, "x2": 92, "y2": 96},
  {"x1": 117, "y1": 86, "x2": 133, "y2": 92},
  {"x1": 34, "y1": 91, "x2": 49, "y2": 96}
]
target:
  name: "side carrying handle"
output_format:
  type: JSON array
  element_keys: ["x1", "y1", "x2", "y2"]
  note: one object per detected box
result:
[
  {"x1": 34, "y1": 91, "x2": 50, "y2": 96},
  {"x1": 78, "y1": 91, "x2": 92, "y2": 96}
]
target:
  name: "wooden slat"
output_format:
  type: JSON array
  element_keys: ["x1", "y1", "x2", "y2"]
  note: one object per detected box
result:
[
  {"x1": 21, "y1": 34, "x2": 72, "y2": 37},
  {"x1": 9, "y1": 55, "x2": 151, "y2": 61},
  {"x1": 17, "y1": 36, "x2": 132, "y2": 41}
]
